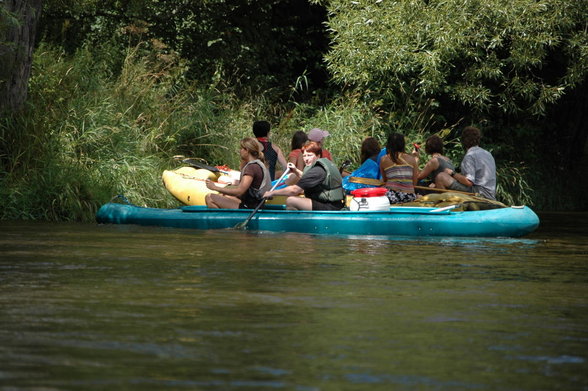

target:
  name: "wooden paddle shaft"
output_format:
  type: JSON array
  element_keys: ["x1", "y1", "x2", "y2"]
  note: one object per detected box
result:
[
  {"x1": 348, "y1": 176, "x2": 476, "y2": 196},
  {"x1": 414, "y1": 185, "x2": 475, "y2": 196}
]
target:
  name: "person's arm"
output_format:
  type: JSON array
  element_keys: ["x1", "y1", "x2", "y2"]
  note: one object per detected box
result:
[
  {"x1": 284, "y1": 162, "x2": 303, "y2": 185},
  {"x1": 295, "y1": 153, "x2": 305, "y2": 170},
  {"x1": 274, "y1": 165, "x2": 325, "y2": 198},
  {"x1": 380, "y1": 164, "x2": 387, "y2": 183},
  {"x1": 417, "y1": 158, "x2": 439, "y2": 181},
  {"x1": 403, "y1": 154, "x2": 420, "y2": 185},
  {"x1": 206, "y1": 175, "x2": 253, "y2": 197},
  {"x1": 445, "y1": 154, "x2": 474, "y2": 186},
  {"x1": 264, "y1": 184, "x2": 303, "y2": 198},
  {"x1": 288, "y1": 150, "x2": 298, "y2": 165},
  {"x1": 412, "y1": 160, "x2": 419, "y2": 185},
  {"x1": 274, "y1": 145, "x2": 288, "y2": 171},
  {"x1": 444, "y1": 168, "x2": 474, "y2": 186}
]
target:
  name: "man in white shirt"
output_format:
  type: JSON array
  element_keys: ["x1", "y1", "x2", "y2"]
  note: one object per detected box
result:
[{"x1": 436, "y1": 126, "x2": 497, "y2": 200}]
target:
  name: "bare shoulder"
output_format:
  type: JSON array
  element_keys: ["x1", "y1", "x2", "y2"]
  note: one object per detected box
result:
[
  {"x1": 402, "y1": 152, "x2": 418, "y2": 166},
  {"x1": 427, "y1": 157, "x2": 440, "y2": 168}
]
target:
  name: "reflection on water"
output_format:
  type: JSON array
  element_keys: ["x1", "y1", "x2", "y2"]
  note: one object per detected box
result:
[{"x1": 0, "y1": 213, "x2": 587, "y2": 390}]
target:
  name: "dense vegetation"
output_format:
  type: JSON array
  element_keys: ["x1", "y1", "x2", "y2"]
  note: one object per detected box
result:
[{"x1": 1, "y1": 0, "x2": 587, "y2": 221}]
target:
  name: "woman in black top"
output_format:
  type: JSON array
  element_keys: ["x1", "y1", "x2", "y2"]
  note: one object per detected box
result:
[{"x1": 205, "y1": 138, "x2": 271, "y2": 209}]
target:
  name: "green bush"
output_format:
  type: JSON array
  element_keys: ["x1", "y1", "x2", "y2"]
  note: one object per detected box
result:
[{"x1": 1, "y1": 42, "x2": 230, "y2": 220}]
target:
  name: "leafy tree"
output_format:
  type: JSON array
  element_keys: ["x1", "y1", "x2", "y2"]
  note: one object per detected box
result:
[
  {"x1": 325, "y1": 0, "x2": 588, "y2": 119},
  {"x1": 38, "y1": 0, "x2": 330, "y2": 98},
  {"x1": 0, "y1": 0, "x2": 43, "y2": 112}
]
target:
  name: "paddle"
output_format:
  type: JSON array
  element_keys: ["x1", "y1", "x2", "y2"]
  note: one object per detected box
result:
[
  {"x1": 347, "y1": 176, "x2": 476, "y2": 196},
  {"x1": 234, "y1": 167, "x2": 290, "y2": 230},
  {"x1": 173, "y1": 155, "x2": 230, "y2": 174},
  {"x1": 430, "y1": 204, "x2": 460, "y2": 212},
  {"x1": 414, "y1": 185, "x2": 475, "y2": 196}
]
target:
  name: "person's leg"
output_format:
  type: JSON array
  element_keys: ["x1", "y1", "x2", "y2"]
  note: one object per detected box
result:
[
  {"x1": 311, "y1": 199, "x2": 344, "y2": 210},
  {"x1": 435, "y1": 172, "x2": 453, "y2": 189},
  {"x1": 448, "y1": 180, "x2": 473, "y2": 193},
  {"x1": 205, "y1": 193, "x2": 241, "y2": 209},
  {"x1": 205, "y1": 194, "x2": 218, "y2": 208},
  {"x1": 286, "y1": 196, "x2": 312, "y2": 210},
  {"x1": 435, "y1": 173, "x2": 474, "y2": 193}
]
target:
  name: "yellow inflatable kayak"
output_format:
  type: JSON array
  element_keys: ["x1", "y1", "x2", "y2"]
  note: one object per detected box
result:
[
  {"x1": 162, "y1": 167, "x2": 225, "y2": 206},
  {"x1": 162, "y1": 166, "x2": 288, "y2": 206}
]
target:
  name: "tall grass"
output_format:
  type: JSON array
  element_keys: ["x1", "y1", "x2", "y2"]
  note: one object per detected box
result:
[{"x1": 0, "y1": 42, "x2": 256, "y2": 221}]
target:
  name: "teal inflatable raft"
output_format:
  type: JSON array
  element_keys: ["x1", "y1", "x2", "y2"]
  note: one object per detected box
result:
[{"x1": 96, "y1": 202, "x2": 540, "y2": 238}]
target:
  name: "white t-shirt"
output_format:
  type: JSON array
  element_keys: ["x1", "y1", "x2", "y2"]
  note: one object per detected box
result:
[{"x1": 461, "y1": 146, "x2": 496, "y2": 200}]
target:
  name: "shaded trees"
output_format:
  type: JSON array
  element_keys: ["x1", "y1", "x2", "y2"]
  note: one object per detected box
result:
[
  {"x1": 0, "y1": 0, "x2": 43, "y2": 112},
  {"x1": 38, "y1": 0, "x2": 330, "y2": 99}
]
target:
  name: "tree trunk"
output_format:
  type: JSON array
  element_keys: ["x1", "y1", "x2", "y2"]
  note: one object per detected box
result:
[{"x1": 0, "y1": 0, "x2": 43, "y2": 113}]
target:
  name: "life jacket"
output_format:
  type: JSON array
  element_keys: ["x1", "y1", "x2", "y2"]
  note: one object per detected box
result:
[
  {"x1": 257, "y1": 138, "x2": 278, "y2": 180},
  {"x1": 303, "y1": 158, "x2": 345, "y2": 202},
  {"x1": 241, "y1": 159, "x2": 271, "y2": 202}
]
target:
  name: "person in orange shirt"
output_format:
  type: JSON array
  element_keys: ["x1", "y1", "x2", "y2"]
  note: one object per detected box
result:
[
  {"x1": 306, "y1": 128, "x2": 332, "y2": 160},
  {"x1": 288, "y1": 130, "x2": 308, "y2": 171},
  {"x1": 295, "y1": 128, "x2": 333, "y2": 168}
]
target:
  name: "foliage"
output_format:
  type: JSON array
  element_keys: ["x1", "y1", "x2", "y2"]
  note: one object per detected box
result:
[
  {"x1": 2, "y1": 0, "x2": 587, "y2": 220},
  {"x1": 325, "y1": 0, "x2": 588, "y2": 119},
  {"x1": 39, "y1": 0, "x2": 331, "y2": 98},
  {"x1": 0, "y1": 42, "x2": 248, "y2": 220}
]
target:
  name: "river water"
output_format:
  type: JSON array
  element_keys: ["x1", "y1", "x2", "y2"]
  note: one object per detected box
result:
[{"x1": 1, "y1": 212, "x2": 587, "y2": 390}]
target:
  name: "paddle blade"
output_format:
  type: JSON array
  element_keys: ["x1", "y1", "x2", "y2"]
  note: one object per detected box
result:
[
  {"x1": 181, "y1": 159, "x2": 218, "y2": 172},
  {"x1": 233, "y1": 199, "x2": 266, "y2": 230},
  {"x1": 233, "y1": 220, "x2": 249, "y2": 230}
]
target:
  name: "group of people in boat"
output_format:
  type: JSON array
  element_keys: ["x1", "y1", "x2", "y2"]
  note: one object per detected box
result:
[{"x1": 204, "y1": 121, "x2": 496, "y2": 211}]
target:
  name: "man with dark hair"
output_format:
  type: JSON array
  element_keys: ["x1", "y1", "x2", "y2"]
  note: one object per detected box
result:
[
  {"x1": 252, "y1": 120, "x2": 287, "y2": 181},
  {"x1": 436, "y1": 126, "x2": 497, "y2": 200}
]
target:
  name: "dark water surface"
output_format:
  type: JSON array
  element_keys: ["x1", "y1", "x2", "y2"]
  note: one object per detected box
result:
[{"x1": 1, "y1": 212, "x2": 587, "y2": 390}]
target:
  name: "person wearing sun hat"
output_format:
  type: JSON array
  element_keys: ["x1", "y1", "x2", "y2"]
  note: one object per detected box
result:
[
  {"x1": 295, "y1": 128, "x2": 333, "y2": 169},
  {"x1": 306, "y1": 128, "x2": 333, "y2": 161}
]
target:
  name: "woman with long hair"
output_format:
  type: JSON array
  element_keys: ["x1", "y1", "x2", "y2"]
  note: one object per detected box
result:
[
  {"x1": 288, "y1": 130, "x2": 308, "y2": 171},
  {"x1": 360, "y1": 137, "x2": 381, "y2": 164},
  {"x1": 205, "y1": 137, "x2": 271, "y2": 209},
  {"x1": 379, "y1": 132, "x2": 419, "y2": 204},
  {"x1": 342, "y1": 137, "x2": 382, "y2": 192}
]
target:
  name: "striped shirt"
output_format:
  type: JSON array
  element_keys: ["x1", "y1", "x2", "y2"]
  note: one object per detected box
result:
[{"x1": 380, "y1": 154, "x2": 415, "y2": 194}]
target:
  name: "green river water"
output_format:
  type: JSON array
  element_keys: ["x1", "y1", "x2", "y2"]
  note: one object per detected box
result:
[{"x1": 0, "y1": 212, "x2": 587, "y2": 390}]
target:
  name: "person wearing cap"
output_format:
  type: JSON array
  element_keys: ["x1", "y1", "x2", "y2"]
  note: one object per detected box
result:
[
  {"x1": 263, "y1": 141, "x2": 345, "y2": 211},
  {"x1": 305, "y1": 128, "x2": 333, "y2": 161},
  {"x1": 252, "y1": 120, "x2": 288, "y2": 181}
]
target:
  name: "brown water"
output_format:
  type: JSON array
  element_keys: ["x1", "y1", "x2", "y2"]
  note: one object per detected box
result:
[{"x1": 0, "y1": 212, "x2": 587, "y2": 390}]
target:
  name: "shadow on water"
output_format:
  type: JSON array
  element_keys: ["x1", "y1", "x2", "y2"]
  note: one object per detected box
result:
[{"x1": 0, "y1": 213, "x2": 587, "y2": 390}]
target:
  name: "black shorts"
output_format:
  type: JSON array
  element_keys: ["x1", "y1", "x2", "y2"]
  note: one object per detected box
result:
[
  {"x1": 239, "y1": 200, "x2": 263, "y2": 209},
  {"x1": 311, "y1": 199, "x2": 345, "y2": 211}
]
